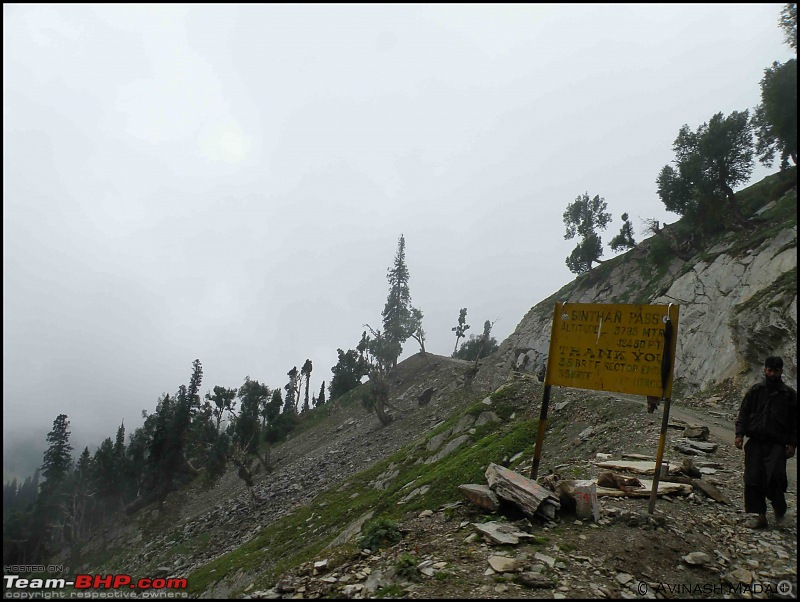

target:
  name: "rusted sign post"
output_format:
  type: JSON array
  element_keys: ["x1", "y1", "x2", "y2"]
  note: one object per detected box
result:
[{"x1": 530, "y1": 302, "x2": 680, "y2": 513}]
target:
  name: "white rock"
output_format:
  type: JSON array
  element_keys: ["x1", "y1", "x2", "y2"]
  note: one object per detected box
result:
[{"x1": 616, "y1": 572, "x2": 634, "y2": 585}]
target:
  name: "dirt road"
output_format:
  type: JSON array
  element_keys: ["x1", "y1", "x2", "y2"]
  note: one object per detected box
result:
[{"x1": 630, "y1": 395, "x2": 798, "y2": 495}]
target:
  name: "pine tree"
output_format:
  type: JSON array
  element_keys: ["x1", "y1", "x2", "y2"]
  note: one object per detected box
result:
[
  {"x1": 3, "y1": 478, "x2": 19, "y2": 514},
  {"x1": 144, "y1": 389, "x2": 194, "y2": 502},
  {"x1": 301, "y1": 359, "x2": 313, "y2": 413},
  {"x1": 235, "y1": 377, "x2": 270, "y2": 458},
  {"x1": 268, "y1": 389, "x2": 283, "y2": 419},
  {"x1": 381, "y1": 234, "x2": 414, "y2": 367},
  {"x1": 187, "y1": 359, "x2": 203, "y2": 412},
  {"x1": 24, "y1": 469, "x2": 40, "y2": 509},
  {"x1": 283, "y1": 367, "x2": 298, "y2": 413},
  {"x1": 329, "y1": 349, "x2": 369, "y2": 400},
  {"x1": 258, "y1": 385, "x2": 274, "y2": 429},
  {"x1": 66, "y1": 446, "x2": 96, "y2": 542},
  {"x1": 41, "y1": 414, "x2": 74, "y2": 487},
  {"x1": 36, "y1": 414, "x2": 75, "y2": 555},
  {"x1": 263, "y1": 388, "x2": 295, "y2": 451},
  {"x1": 227, "y1": 377, "x2": 274, "y2": 500},
  {"x1": 752, "y1": 59, "x2": 797, "y2": 170},
  {"x1": 150, "y1": 360, "x2": 205, "y2": 500}
]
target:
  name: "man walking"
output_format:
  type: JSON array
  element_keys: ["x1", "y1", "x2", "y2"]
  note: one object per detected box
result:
[{"x1": 735, "y1": 356, "x2": 797, "y2": 529}]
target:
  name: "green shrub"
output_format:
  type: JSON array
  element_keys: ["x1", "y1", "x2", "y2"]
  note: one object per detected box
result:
[
  {"x1": 394, "y1": 552, "x2": 420, "y2": 582},
  {"x1": 358, "y1": 517, "x2": 402, "y2": 550},
  {"x1": 648, "y1": 236, "x2": 674, "y2": 268}
]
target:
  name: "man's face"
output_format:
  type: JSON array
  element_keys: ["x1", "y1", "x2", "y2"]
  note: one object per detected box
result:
[{"x1": 765, "y1": 367, "x2": 782, "y2": 378}]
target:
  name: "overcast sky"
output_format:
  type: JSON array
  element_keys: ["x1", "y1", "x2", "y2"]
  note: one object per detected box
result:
[{"x1": 3, "y1": 4, "x2": 794, "y2": 480}]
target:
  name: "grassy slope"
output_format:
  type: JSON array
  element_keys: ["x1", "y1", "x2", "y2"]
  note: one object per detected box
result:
[{"x1": 85, "y1": 168, "x2": 796, "y2": 597}]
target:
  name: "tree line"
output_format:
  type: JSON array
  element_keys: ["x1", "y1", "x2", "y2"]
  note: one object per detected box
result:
[
  {"x1": 3, "y1": 234, "x2": 501, "y2": 568},
  {"x1": 327, "y1": 234, "x2": 499, "y2": 425},
  {"x1": 562, "y1": 3, "x2": 797, "y2": 274}
]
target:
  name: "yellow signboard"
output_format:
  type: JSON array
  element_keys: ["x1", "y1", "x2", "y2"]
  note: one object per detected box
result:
[{"x1": 545, "y1": 302, "x2": 679, "y2": 397}]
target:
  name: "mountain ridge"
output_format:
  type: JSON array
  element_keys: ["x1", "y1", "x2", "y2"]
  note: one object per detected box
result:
[{"x1": 25, "y1": 169, "x2": 800, "y2": 598}]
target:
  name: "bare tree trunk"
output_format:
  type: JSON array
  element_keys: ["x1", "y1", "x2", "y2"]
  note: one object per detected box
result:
[
  {"x1": 229, "y1": 443, "x2": 269, "y2": 502},
  {"x1": 375, "y1": 401, "x2": 393, "y2": 426},
  {"x1": 371, "y1": 377, "x2": 394, "y2": 426},
  {"x1": 720, "y1": 179, "x2": 746, "y2": 227},
  {"x1": 262, "y1": 444, "x2": 271, "y2": 472}
]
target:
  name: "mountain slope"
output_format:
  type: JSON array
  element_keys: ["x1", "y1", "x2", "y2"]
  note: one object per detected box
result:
[
  {"x1": 496, "y1": 172, "x2": 797, "y2": 398},
  {"x1": 58, "y1": 171, "x2": 797, "y2": 599}
]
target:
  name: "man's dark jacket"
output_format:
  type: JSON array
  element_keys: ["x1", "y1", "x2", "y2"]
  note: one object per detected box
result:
[{"x1": 735, "y1": 379, "x2": 797, "y2": 446}]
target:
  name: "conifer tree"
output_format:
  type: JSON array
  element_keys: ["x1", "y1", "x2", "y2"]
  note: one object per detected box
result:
[
  {"x1": 268, "y1": 389, "x2": 283, "y2": 419},
  {"x1": 382, "y1": 234, "x2": 414, "y2": 367},
  {"x1": 329, "y1": 349, "x2": 368, "y2": 400},
  {"x1": 752, "y1": 59, "x2": 797, "y2": 170},
  {"x1": 37, "y1": 414, "x2": 75, "y2": 554},
  {"x1": 284, "y1": 367, "x2": 299, "y2": 414},
  {"x1": 3, "y1": 478, "x2": 19, "y2": 513},
  {"x1": 301, "y1": 359, "x2": 313, "y2": 413},
  {"x1": 41, "y1": 414, "x2": 74, "y2": 488},
  {"x1": 235, "y1": 377, "x2": 270, "y2": 459},
  {"x1": 227, "y1": 377, "x2": 275, "y2": 500}
]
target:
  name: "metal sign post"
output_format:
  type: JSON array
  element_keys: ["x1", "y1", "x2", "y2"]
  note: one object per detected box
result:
[
  {"x1": 530, "y1": 304, "x2": 560, "y2": 480},
  {"x1": 530, "y1": 384, "x2": 551, "y2": 480},
  {"x1": 531, "y1": 302, "x2": 680, "y2": 506},
  {"x1": 648, "y1": 307, "x2": 674, "y2": 514}
]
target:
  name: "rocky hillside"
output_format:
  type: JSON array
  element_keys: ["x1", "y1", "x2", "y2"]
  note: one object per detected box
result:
[
  {"x1": 52, "y1": 172, "x2": 797, "y2": 599},
  {"x1": 497, "y1": 171, "x2": 797, "y2": 399},
  {"x1": 69, "y1": 357, "x2": 797, "y2": 600}
]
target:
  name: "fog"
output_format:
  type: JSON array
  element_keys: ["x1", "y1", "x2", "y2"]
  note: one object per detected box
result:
[{"x1": 3, "y1": 4, "x2": 793, "y2": 481}]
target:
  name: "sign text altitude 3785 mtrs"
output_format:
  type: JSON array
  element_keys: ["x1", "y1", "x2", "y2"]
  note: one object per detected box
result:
[{"x1": 545, "y1": 302, "x2": 680, "y2": 398}]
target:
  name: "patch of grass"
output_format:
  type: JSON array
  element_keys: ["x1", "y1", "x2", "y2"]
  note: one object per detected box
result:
[
  {"x1": 374, "y1": 584, "x2": 407, "y2": 598},
  {"x1": 736, "y1": 166, "x2": 796, "y2": 216},
  {"x1": 186, "y1": 400, "x2": 540, "y2": 596},
  {"x1": 396, "y1": 418, "x2": 539, "y2": 514},
  {"x1": 323, "y1": 541, "x2": 360, "y2": 570}
]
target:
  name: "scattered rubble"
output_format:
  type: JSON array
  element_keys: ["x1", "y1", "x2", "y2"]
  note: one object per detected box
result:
[{"x1": 78, "y1": 355, "x2": 796, "y2": 600}]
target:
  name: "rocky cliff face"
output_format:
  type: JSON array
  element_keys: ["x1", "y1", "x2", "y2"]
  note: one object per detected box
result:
[{"x1": 497, "y1": 194, "x2": 797, "y2": 398}]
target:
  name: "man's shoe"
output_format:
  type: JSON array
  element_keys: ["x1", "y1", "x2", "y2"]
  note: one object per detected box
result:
[
  {"x1": 774, "y1": 511, "x2": 787, "y2": 526},
  {"x1": 744, "y1": 514, "x2": 768, "y2": 529}
]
